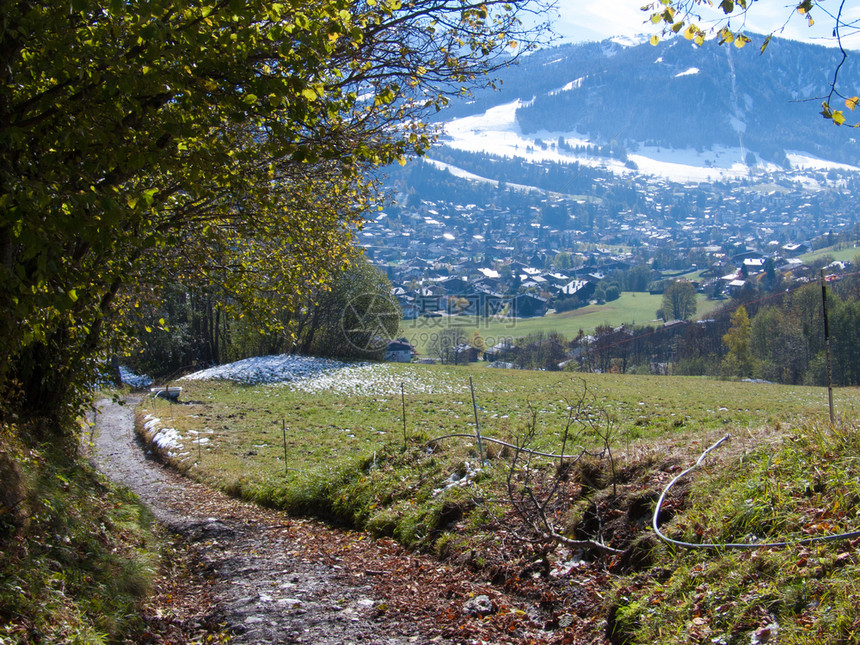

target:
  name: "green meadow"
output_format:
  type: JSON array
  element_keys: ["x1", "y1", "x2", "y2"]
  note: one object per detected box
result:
[
  {"x1": 400, "y1": 292, "x2": 721, "y2": 355},
  {"x1": 140, "y1": 363, "x2": 854, "y2": 492}
]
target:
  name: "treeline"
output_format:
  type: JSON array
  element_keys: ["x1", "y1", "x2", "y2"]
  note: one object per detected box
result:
[
  {"x1": 125, "y1": 256, "x2": 399, "y2": 379},
  {"x1": 501, "y1": 272, "x2": 860, "y2": 386},
  {"x1": 425, "y1": 147, "x2": 613, "y2": 199}
]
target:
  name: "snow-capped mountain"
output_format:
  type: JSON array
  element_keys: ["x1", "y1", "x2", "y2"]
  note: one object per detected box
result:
[{"x1": 430, "y1": 36, "x2": 860, "y2": 183}]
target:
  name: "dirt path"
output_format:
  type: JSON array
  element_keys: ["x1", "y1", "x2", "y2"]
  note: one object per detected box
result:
[
  {"x1": 90, "y1": 397, "x2": 556, "y2": 644},
  {"x1": 91, "y1": 396, "x2": 447, "y2": 644}
]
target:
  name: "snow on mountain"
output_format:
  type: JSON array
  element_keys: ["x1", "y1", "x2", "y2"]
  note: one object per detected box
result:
[
  {"x1": 431, "y1": 37, "x2": 860, "y2": 186},
  {"x1": 441, "y1": 101, "x2": 765, "y2": 183}
]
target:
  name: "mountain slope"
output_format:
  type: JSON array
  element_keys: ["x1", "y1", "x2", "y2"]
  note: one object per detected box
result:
[{"x1": 438, "y1": 36, "x2": 860, "y2": 172}]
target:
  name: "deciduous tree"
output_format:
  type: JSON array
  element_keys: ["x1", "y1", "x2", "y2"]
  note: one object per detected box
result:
[
  {"x1": 661, "y1": 280, "x2": 697, "y2": 321},
  {"x1": 1, "y1": 0, "x2": 551, "y2": 429},
  {"x1": 721, "y1": 305, "x2": 752, "y2": 377}
]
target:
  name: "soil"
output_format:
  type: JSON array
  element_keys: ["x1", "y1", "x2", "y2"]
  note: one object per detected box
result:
[{"x1": 89, "y1": 396, "x2": 559, "y2": 644}]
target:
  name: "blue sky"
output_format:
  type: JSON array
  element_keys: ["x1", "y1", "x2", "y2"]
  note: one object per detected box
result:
[{"x1": 551, "y1": 0, "x2": 860, "y2": 49}]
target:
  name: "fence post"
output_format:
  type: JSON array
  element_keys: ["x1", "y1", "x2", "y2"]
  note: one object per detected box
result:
[
  {"x1": 288, "y1": 419, "x2": 290, "y2": 475},
  {"x1": 820, "y1": 269, "x2": 835, "y2": 424},
  {"x1": 469, "y1": 376, "x2": 486, "y2": 464},
  {"x1": 401, "y1": 382, "x2": 408, "y2": 449}
]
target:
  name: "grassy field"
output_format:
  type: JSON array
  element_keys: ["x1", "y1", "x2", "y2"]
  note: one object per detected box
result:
[
  {"x1": 802, "y1": 244, "x2": 860, "y2": 265},
  {"x1": 401, "y1": 293, "x2": 721, "y2": 355},
  {"x1": 137, "y1": 364, "x2": 860, "y2": 643},
  {"x1": 139, "y1": 363, "x2": 856, "y2": 491}
]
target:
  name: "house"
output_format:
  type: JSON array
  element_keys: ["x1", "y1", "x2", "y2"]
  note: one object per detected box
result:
[
  {"x1": 742, "y1": 258, "x2": 766, "y2": 274},
  {"x1": 484, "y1": 338, "x2": 518, "y2": 363},
  {"x1": 451, "y1": 343, "x2": 480, "y2": 363},
  {"x1": 782, "y1": 243, "x2": 809, "y2": 256},
  {"x1": 385, "y1": 340, "x2": 414, "y2": 363},
  {"x1": 512, "y1": 294, "x2": 549, "y2": 318},
  {"x1": 560, "y1": 279, "x2": 596, "y2": 301}
]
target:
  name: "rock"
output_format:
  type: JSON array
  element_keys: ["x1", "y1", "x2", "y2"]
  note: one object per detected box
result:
[
  {"x1": 462, "y1": 595, "x2": 495, "y2": 617},
  {"x1": 751, "y1": 622, "x2": 779, "y2": 644}
]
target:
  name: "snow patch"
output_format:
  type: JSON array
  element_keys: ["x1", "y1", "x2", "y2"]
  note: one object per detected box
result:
[
  {"x1": 785, "y1": 151, "x2": 860, "y2": 172},
  {"x1": 179, "y1": 353, "x2": 479, "y2": 397},
  {"x1": 432, "y1": 460, "x2": 482, "y2": 496},
  {"x1": 281, "y1": 363, "x2": 463, "y2": 397},
  {"x1": 182, "y1": 354, "x2": 357, "y2": 385},
  {"x1": 119, "y1": 365, "x2": 152, "y2": 388},
  {"x1": 440, "y1": 101, "x2": 761, "y2": 183},
  {"x1": 142, "y1": 415, "x2": 185, "y2": 455},
  {"x1": 141, "y1": 414, "x2": 214, "y2": 459},
  {"x1": 674, "y1": 67, "x2": 700, "y2": 78},
  {"x1": 152, "y1": 427, "x2": 184, "y2": 452},
  {"x1": 610, "y1": 34, "x2": 650, "y2": 48},
  {"x1": 551, "y1": 77, "x2": 585, "y2": 94}
]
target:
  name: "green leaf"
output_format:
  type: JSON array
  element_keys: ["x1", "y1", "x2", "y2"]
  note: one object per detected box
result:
[{"x1": 142, "y1": 188, "x2": 158, "y2": 207}]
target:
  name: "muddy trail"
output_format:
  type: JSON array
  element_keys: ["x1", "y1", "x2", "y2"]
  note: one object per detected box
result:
[{"x1": 90, "y1": 396, "x2": 558, "y2": 644}]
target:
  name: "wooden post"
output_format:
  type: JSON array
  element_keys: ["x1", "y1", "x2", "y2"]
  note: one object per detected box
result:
[
  {"x1": 469, "y1": 376, "x2": 486, "y2": 464},
  {"x1": 820, "y1": 269, "x2": 835, "y2": 424},
  {"x1": 401, "y1": 382, "x2": 408, "y2": 449},
  {"x1": 283, "y1": 420, "x2": 288, "y2": 475}
]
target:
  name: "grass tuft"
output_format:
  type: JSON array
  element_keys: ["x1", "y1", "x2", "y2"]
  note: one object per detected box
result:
[{"x1": 611, "y1": 417, "x2": 860, "y2": 644}]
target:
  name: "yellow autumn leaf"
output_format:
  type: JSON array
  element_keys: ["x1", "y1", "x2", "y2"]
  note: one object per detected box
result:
[
  {"x1": 846, "y1": 97, "x2": 859, "y2": 111},
  {"x1": 650, "y1": 34, "x2": 660, "y2": 46}
]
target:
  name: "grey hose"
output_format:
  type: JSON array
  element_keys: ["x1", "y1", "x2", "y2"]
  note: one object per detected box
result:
[{"x1": 653, "y1": 434, "x2": 860, "y2": 549}]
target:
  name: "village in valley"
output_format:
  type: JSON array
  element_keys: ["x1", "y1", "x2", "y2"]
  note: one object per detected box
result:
[{"x1": 366, "y1": 153, "x2": 858, "y2": 365}]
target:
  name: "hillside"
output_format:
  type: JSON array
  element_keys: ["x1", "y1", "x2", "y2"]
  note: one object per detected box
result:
[
  {"x1": 135, "y1": 357, "x2": 860, "y2": 644},
  {"x1": 369, "y1": 36, "x2": 860, "y2": 348},
  {"x1": 434, "y1": 35, "x2": 860, "y2": 171}
]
